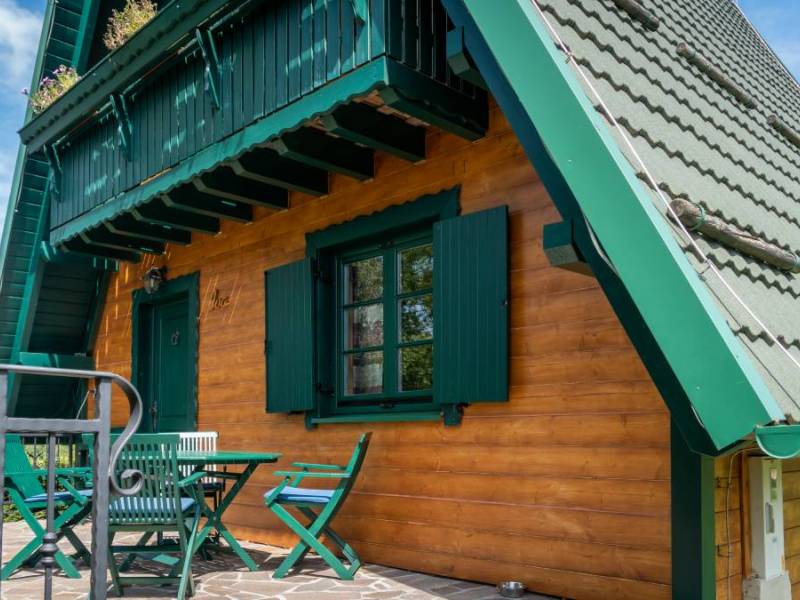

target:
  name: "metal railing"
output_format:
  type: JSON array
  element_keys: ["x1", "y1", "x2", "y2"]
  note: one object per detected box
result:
[{"x1": 0, "y1": 364, "x2": 143, "y2": 600}]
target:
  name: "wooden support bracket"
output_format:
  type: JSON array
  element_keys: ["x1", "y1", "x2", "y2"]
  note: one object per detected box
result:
[
  {"x1": 42, "y1": 144, "x2": 62, "y2": 202},
  {"x1": 195, "y1": 27, "x2": 222, "y2": 110},
  {"x1": 105, "y1": 214, "x2": 192, "y2": 246},
  {"x1": 543, "y1": 219, "x2": 593, "y2": 276},
  {"x1": 446, "y1": 27, "x2": 487, "y2": 90},
  {"x1": 60, "y1": 237, "x2": 141, "y2": 263},
  {"x1": 109, "y1": 93, "x2": 133, "y2": 160},
  {"x1": 321, "y1": 103, "x2": 426, "y2": 163}
]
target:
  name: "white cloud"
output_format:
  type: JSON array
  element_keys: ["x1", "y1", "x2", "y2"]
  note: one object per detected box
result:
[
  {"x1": 0, "y1": 0, "x2": 43, "y2": 93},
  {"x1": 0, "y1": 1, "x2": 43, "y2": 213}
]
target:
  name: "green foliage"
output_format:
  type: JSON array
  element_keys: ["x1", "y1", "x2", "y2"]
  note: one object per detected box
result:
[
  {"x1": 23, "y1": 66, "x2": 80, "y2": 114},
  {"x1": 103, "y1": 0, "x2": 157, "y2": 51}
]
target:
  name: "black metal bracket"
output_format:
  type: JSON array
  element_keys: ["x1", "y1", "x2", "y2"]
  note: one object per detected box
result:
[
  {"x1": 109, "y1": 93, "x2": 133, "y2": 160},
  {"x1": 195, "y1": 27, "x2": 221, "y2": 110}
]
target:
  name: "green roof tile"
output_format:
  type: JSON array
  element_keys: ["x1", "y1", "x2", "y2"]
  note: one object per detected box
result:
[{"x1": 538, "y1": 0, "x2": 800, "y2": 419}]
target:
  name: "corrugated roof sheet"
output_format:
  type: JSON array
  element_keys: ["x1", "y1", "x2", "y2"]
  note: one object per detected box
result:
[{"x1": 535, "y1": 0, "x2": 800, "y2": 419}]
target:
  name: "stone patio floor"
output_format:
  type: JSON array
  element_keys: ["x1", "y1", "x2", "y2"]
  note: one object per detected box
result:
[{"x1": 1, "y1": 521, "x2": 553, "y2": 599}]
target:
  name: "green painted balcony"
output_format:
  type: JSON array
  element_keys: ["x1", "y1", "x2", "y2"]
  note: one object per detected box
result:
[{"x1": 20, "y1": 0, "x2": 487, "y2": 262}]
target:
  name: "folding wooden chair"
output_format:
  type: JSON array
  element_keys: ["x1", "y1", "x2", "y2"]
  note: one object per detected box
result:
[
  {"x1": 106, "y1": 433, "x2": 203, "y2": 599},
  {"x1": 1, "y1": 435, "x2": 93, "y2": 580},
  {"x1": 264, "y1": 432, "x2": 372, "y2": 580}
]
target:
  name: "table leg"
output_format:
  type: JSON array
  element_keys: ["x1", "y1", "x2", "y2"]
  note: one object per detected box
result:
[{"x1": 192, "y1": 463, "x2": 260, "y2": 571}]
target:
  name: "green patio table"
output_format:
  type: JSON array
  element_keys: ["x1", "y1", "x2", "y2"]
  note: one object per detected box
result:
[{"x1": 176, "y1": 450, "x2": 281, "y2": 570}]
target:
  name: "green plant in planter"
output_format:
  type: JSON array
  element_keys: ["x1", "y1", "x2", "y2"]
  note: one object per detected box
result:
[
  {"x1": 23, "y1": 65, "x2": 80, "y2": 114},
  {"x1": 103, "y1": 0, "x2": 157, "y2": 51}
]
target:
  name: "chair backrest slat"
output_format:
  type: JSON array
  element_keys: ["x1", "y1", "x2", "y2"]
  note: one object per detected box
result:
[
  {"x1": 332, "y1": 432, "x2": 372, "y2": 503},
  {"x1": 4, "y1": 435, "x2": 46, "y2": 499},
  {"x1": 107, "y1": 434, "x2": 182, "y2": 525}
]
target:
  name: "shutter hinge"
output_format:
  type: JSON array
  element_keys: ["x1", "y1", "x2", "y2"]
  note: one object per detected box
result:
[
  {"x1": 312, "y1": 259, "x2": 333, "y2": 285},
  {"x1": 316, "y1": 382, "x2": 334, "y2": 397}
]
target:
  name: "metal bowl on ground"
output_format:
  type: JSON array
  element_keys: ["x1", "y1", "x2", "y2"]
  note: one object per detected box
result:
[{"x1": 497, "y1": 581, "x2": 526, "y2": 598}]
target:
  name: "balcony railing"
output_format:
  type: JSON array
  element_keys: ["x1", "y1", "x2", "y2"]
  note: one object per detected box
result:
[
  {"x1": 0, "y1": 363, "x2": 144, "y2": 600},
  {"x1": 17, "y1": 0, "x2": 486, "y2": 259}
]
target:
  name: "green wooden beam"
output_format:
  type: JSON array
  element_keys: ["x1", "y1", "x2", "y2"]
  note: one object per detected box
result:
[
  {"x1": 321, "y1": 103, "x2": 426, "y2": 162},
  {"x1": 163, "y1": 187, "x2": 253, "y2": 223},
  {"x1": 272, "y1": 128, "x2": 374, "y2": 181},
  {"x1": 446, "y1": 26, "x2": 487, "y2": 90},
  {"x1": 8, "y1": 186, "x2": 51, "y2": 415},
  {"x1": 382, "y1": 61, "x2": 488, "y2": 141},
  {"x1": 443, "y1": 0, "x2": 782, "y2": 451},
  {"x1": 542, "y1": 220, "x2": 592, "y2": 277},
  {"x1": 82, "y1": 227, "x2": 165, "y2": 255},
  {"x1": 231, "y1": 148, "x2": 329, "y2": 196},
  {"x1": 18, "y1": 352, "x2": 94, "y2": 370},
  {"x1": 671, "y1": 421, "x2": 716, "y2": 600},
  {"x1": 195, "y1": 167, "x2": 288, "y2": 209},
  {"x1": 71, "y1": 0, "x2": 102, "y2": 71},
  {"x1": 39, "y1": 242, "x2": 118, "y2": 270},
  {"x1": 61, "y1": 238, "x2": 141, "y2": 263},
  {"x1": 105, "y1": 214, "x2": 192, "y2": 245},
  {"x1": 133, "y1": 199, "x2": 220, "y2": 235}
]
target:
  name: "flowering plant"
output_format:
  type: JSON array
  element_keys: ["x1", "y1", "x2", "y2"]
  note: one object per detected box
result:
[
  {"x1": 103, "y1": 0, "x2": 157, "y2": 51},
  {"x1": 22, "y1": 65, "x2": 80, "y2": 114}
]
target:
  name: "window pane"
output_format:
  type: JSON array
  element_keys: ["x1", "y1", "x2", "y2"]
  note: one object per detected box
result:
[
  {"x1": 345, "y1": 256, "x2": 383, "y2": 303},
  {"x1": 345, "y1": 304, "x2": 383, "y2": 349},
  {"x1": 345, "y1": 351, "x2": 384, "y2": 395},
  {"x1": 399, "y1": 244, "x2": 433, "y2": 293},
  {"x1": 400, "y1": 345, "x2": 433, "y2": 391},
  {"x1": 400, "y1": 294, "x2": 433, "y2": 341}
]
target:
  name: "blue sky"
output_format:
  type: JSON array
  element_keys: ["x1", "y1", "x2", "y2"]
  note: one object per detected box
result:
[{"x1": 0, "y1": 0, "x2": 797, "y2": 214}]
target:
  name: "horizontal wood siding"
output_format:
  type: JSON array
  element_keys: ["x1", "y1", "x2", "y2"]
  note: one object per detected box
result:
[
  {"x1": 53, "y1": 0, "x2": 474, "y2": 233},
  {"x1": 784, "y1": 458, "x2": 800, "y2": 599},
  {"x1": 95, "y1": 101, "x2": 672, "y2": 600},
  {"x1": 715, "y1": 454, "x2": 800, "y2": 600}
]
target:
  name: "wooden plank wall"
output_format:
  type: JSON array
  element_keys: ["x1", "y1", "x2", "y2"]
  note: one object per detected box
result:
[
  {"x1": 94, "y1": 100, "x2": 673, "y2": 600},
  {"x1": 715, "y1": 454, "x2": 800, "y2": 600}
]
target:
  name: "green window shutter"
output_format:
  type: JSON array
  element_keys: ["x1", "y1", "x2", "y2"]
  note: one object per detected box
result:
[
  {"x1": 434, "y1": 205, "x2": 509, "y2": 405},
  {"x1": 265, "y1": 258, "x2": 315, "y2": 413}
]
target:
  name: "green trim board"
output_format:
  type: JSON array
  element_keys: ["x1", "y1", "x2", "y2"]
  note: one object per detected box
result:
[
  {"x1": 131, "y1": 272, "x2": 200, "y2": 433},
  {"x1": 441, "y1": 0, "x2": 783, "y2": 453},
  {"x1": 671, "y1": 420, "x2": 716, "y2": 600}
]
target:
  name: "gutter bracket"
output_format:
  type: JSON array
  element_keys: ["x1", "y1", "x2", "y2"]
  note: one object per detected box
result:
[
  {"x1": 42, "y1": 143, "x2": 62, "y2": 202},
  {"x1": 109, "y1": 93, "x2": 132, "y2": 160},
  {"x1": 195, "y1": 27, "x2": 222, "y2": 110}
]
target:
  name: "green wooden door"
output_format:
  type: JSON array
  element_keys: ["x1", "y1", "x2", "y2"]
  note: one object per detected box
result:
[{"x1": 144, "y1": 297, "x2": 195, "y2": 432}]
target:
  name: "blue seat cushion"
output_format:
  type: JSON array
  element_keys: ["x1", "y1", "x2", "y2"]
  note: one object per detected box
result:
[
  {"x1": 266, "y1": 486, "x2": 335, "y2": 504},
  {"x1": 25, "y1": 489, "x2": 93, "y2": 504},
  {"x1": 110, "y1": 497, "x2": 195, "y2": 516}
]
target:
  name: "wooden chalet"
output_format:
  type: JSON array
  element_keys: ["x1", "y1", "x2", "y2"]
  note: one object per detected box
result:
[{"x1": 3, "y1": 0, "x2": 800, "y2": 598}]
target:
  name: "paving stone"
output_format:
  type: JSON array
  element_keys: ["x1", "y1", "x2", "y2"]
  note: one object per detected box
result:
[{"x1": 0, "y1": 520, "x2": 546, "y2": 600}]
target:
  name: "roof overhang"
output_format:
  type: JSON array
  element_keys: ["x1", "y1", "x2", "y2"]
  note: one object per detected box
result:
[{"x1": 442, "y1": 0, "x2": 785, "y2": 455}]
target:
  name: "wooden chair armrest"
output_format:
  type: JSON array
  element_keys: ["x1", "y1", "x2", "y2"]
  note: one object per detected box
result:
[
  {"x1": 292, "y1": 462, "x2": 348, "y2": 471},
  {"x1": 178, "y1": 471, "x2": 208, "y2": 487},
  {"x1": 274, "y1": 470, "x2": 349, "y2": 479}
]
